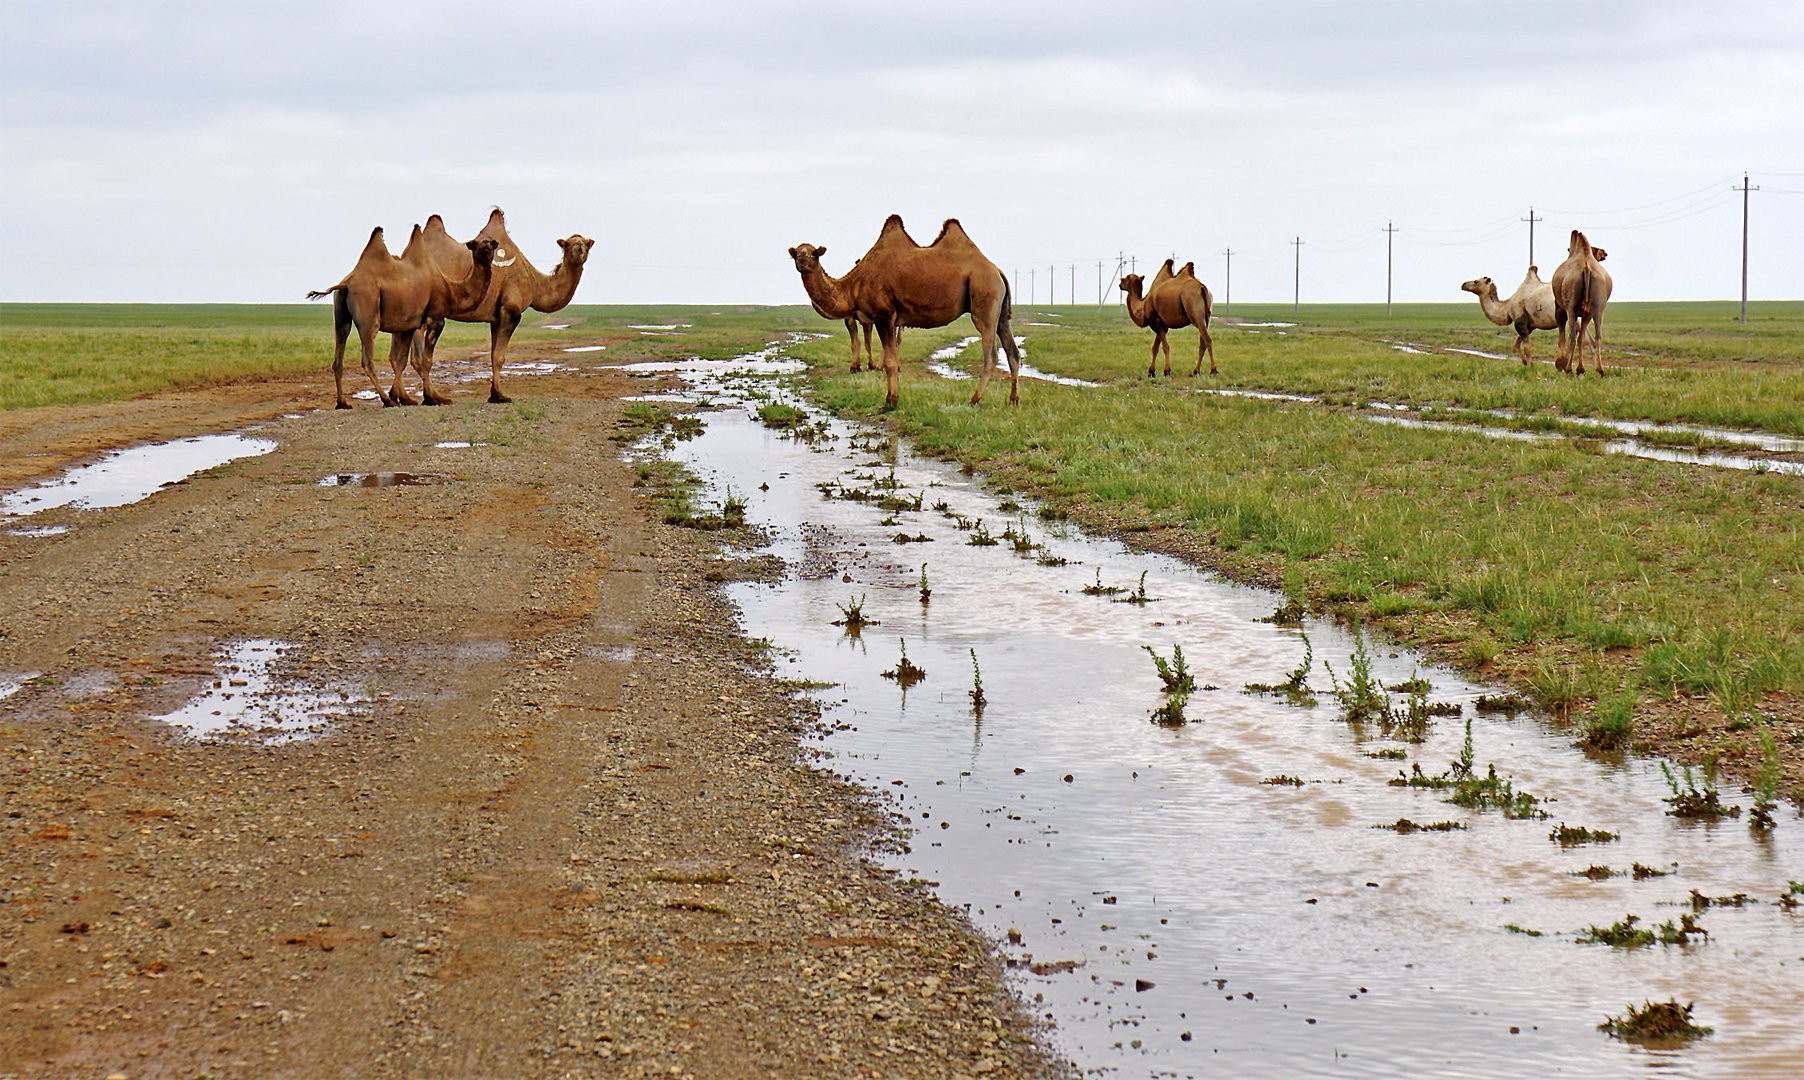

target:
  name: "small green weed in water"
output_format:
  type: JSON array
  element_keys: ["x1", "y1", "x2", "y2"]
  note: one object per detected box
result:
[
  {"x1": 1473, "y1": 693, "x2": 1531, "y2": 715},
  {"x1": 1144, "y1": 645, "x2": 1195, "y2": 694},
  {"x1": 1375, "y1": 819, "x2": 1467, "y2": 834},
  {"x1": 1261, "y1": 775, "x2": 1306, "y2": 787},
  {"x1": 1549, "y1": 823, "x2": 1619, "y2": 846},
  {"x1": 918, "y1": 564, "x2": 931, "y2": 605},
  {"x1": 967, "y1": 520, "x2": 998, "y2": 547},
  {"x1": 1749, "y1": 720, "x2": 1782, "y2": 831},
  {"x1": 1661, "y1": 760, "x2": 1740, "y2": 820},
  {"x1": 880, "y1": 638, "x2": 927, "y2": 688},
  {"x1": 1081, "y1": 569, "x2": 1126, "y2": 597},
  {"x1": 1324, "y1": 626, "x2": 1385, "y2": 724},
  {"x1": 1244, "y1": 632, "x2": 1318, "y2": 708},
  {"x1": 1504, "y1": 923, "x2": 1544, "y2": 936},
  {"x1": 1599, "y1": 1000, "x2": 1712, "y2": 1045},
  {"x1": 968, "y1": 649, "x2": 986, "y2": 712},
  {"x1": 1363, "y1": 747, "x2": 1408, "y2": 761},
  {"x1": 1149, "y1": 692, "x2": 1190, "y2": 727},
  {"x1": 1115, "y1": 571, "x2": 1156, "y2": 606},
  {"x1": 832, "y1": 594, "x2": 876, "y2": 633},
  {"x1": 755, "y1": 402, "x2": 808, "y2": 430}
]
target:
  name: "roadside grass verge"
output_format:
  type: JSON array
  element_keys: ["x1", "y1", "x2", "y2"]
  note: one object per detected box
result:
[{"x1": 797, "y1": 329, "x2": 1804, "y2": 754}]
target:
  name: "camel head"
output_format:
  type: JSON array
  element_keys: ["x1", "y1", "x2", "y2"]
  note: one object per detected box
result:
[
  {"x1": 1118, "y1": 273, "x2": 1144, "y2": 296},
  {"x1": 466, "y1": 237, "x2": 499, "y2": 267},
  {"x1": 1460, "y1": 276, "x2": 1495, "y2": 298},
  {"x1": 557, "y1": 235, "x2": 594, "y2": 268},
  {"x1": 1592, "y1": 247, "x2": 1607, "y2": 262},
  {"x1": 787, "y1": 243, "x2": 828, "y2": 274}
]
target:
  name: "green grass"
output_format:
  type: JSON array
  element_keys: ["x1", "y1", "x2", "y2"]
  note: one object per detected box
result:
[{"x1": 798, "y1": 303, "x2": 1804, "y2": 716}]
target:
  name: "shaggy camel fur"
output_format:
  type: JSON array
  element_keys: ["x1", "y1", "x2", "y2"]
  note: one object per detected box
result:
[
  {"x1": 307, "y1": 227, "x2": 497, "y2": 409},
  {"x1": 1120, "y1": 262, "x2": 1217, "y2": 376},
  {"x1": 789, "y1": 215, "x2": 1020, "y2": 408},
  {"x1": 410, "y1": 209, "x2": 593, "y2": 404},
  {"x1": 1551, "y1": 230, "x2": 1613, "y2": 375}
]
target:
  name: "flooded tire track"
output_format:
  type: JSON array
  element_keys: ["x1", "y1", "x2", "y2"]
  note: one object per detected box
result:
[{"x1": 639, "y1": 345, "x2": 1804, "y2": 1078}]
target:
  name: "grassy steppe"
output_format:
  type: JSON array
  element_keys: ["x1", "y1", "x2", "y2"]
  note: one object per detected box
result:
[{"x1": 798, "y1": 301, "x2": 1804, "y2": 762}]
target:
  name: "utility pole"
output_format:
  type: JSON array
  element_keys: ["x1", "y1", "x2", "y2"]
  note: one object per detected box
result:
[
  {"x1": 1130, "y1": 256, "x2": 1136, "y2": 276},
  {"x1": 1029, "y1": 268, "x2": 1036, "y2": 305},
  {"x1": 1521, "y1": 207, "x2": 1540, "y2": 267},
  {"x1": 1222, "y1": 248, "x2": 1232, "y2": 315},
  {"x1": 1291, "y1": 237, "x2": 1304, "y2": 314},
  {"x1": 1069, "y1": 264, "x2": 1075, "y2": 308},
  {"x1": 1735, "y1": 173, "x2": 1759, "y2": 323},
  {"x1": 1049, "y1": 265, "x2": 1055, "y2": 305},
  {"x1": 1097, "y1": 261, "x2": 1103, "y2": 307},
  {"x1": 1013, "y1": 268, "x2": 1019, "y2": 300},
  {"x1": 1383, "y1": 221, "x2": 1400, "y2": 315}
]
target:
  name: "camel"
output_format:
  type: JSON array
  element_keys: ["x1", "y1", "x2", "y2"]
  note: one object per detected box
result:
[
  {"x1": 806, "y1": 262, "x2": 884, "y2": 373},
  {"x1": 788, "y1": 215, "x2": 1021, "y2": 408},
  {"x1": 1551, "y1": 230, "x2": 1613, "y2": 375},
  {"x1": 1120, "y1": 263, "x2": 1218, "y2": 376},
  {"x1": 1462, "y1": 251, "x2": 1608, "y2": 366},
  {"x1": 409, "y1": 209, "x2": 593, "y2": 404},
  {"x1": 307, "y1": 227, "x2": 498, "y2": 409},
  {"x1": 1461, "y1": 268, "x2": 1557, "y2": 366}
]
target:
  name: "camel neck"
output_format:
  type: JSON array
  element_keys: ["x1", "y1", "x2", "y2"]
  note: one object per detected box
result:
[
  {"x1": 1123, "y1": 287, "x2": 1149, "y2": 328},
  {"x1": 1475, "y1": 288, "x2": 1511, "y2": 326},
  {"x1": 532, "y1": 260, "x2": 584, "y2": 312},
  {"x1": 798, "y1": 262, "x2": 852, "y2": 319}
]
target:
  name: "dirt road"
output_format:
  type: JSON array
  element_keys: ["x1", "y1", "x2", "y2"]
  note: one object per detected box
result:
[{"x1": 0, "y1": 344, "x2": 1057, "y2": 1077}]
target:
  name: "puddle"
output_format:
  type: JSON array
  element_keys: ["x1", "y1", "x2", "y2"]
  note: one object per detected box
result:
[
  {"x1": 925, "y1": 336, "x2": 1101, "y2": 388},
  {"x1": 317, "y1": 472, "x2": 435, "y2": 488},
  {"x1": 627, "y1": 323, "x2": 692, "y2": 330},
  {"x1": 641, "y1": 343, "x2": 1804, "y2": 1077},
  {"x1": 1368, "y1": 416, "x2": 1804, "y2": 477},
  {"x1": 584, "y1": 644, "x2": 639, "y2": 663},
  {"x1": 562, "y1": 345, "x2": 607, "y2": 353},
  {"x1": 153, "y1": 640, "x2": 369, "y2": 744},
  {"x1": 434, "y1": 441, "x2": 484, "y2": 449},
  {"x1": 1390, "y1": 343, "x2": 1433, "y2": 355},
  {"x1": 540, "y1": 323, "x2": 571, "y2": 330},
  {"x1": 1444, "y1": 347, "x2": 1512, "y2": 360},
  {"x1": 0, "y1": 434, "x2": 277, "y2": 518},
  {"x1": 0, "y1": 674, "x2": 38, "y2": 702},
  {"x1": 1229, "y1": 321, "x2": 1296, "y2": 328},
  {"x1": 7, "y1": 524, "x2": 70, "y2": 538}
]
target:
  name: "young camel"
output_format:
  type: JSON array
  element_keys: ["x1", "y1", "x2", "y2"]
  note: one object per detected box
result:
[
  {"x1": 1551, "y1": 230, "x2": 1613, "y2": 375},
  {"x1": 307, "y1": 227, "x2": 497, "y2": 409},
  {"x1": 1120, "y1": 263, "x2": 1217, "y2": 376},
  {"x1": 409, "y1": 209, "x2": 593, "y2": 404},
  {"x1": 788, "y1": 215, "x2": 1020, "y2": 408}
]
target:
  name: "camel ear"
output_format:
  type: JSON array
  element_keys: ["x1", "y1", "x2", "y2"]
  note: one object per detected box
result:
[
  {"x1": 787, "y1": 247, "x2": 798, "y2": 259},
  {"x1": 815, "y1": 246, "x2": 826, "y2": 259},
  {"x1": 557, "y1": 238, "x2": 569, "y2": 251}
]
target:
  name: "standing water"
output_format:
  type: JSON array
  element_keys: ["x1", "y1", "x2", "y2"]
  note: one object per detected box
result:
[{"x1": 634, "y1": 343, "x2": 1803, "y2": 1078}]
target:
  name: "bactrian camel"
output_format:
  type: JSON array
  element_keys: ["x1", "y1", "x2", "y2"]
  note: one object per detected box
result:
[
  {"x1": 1551, "y1": 230, "x2": 1612, "y2": 375},
  {"x1": 307, "y1": 227, "x2": 498, "y2": 409},
  {"x1": 1462, "y1": 248, "x2": 1608, "y2": 366},
  {"x1": 1120, "y1": 258, "x2": 1218, "y2": 376},
  {"x1": 789, "y1": 215, "x2": 1020, "y2": 408},
  {"x1": 1461, "y1": 268, "x2": 1557, "y2": 366},
  {"x1": 805, "y1": 261, "x2": 886, "y2": 373},
  {"x1": 410, "y1": 209, "x2": 593, "y2": 404}
]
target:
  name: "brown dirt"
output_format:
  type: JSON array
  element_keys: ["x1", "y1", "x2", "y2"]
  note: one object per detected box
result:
[{"x1": 0, "y1": 341, "x2": 1062, "y2": 1077}]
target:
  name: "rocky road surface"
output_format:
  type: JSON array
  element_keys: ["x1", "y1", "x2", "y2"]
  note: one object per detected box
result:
[{"x1": 0, "y1": 343, "x2": 1059, "y2": 1078}]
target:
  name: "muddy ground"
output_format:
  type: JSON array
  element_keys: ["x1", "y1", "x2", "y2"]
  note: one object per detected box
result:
[{"x1": 0, "y1": 347, "x2": 1060, "y2": 1077}]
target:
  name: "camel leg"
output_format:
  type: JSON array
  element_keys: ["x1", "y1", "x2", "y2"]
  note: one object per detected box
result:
[
  {"x1": 386, "y1": 331, "x2": 419, "y2": 406},
  {"x1": 351, "y1": 303, "x2": 392, "y2": 407},
  {"x1": 878, "y1": 319, "x2": 902, "y2": 410},
  {"x1": 1160, "y1": 331, "x2": 1173, "y2": 377},
  {"x1": 415, "y1": 317, "x2": 453, "y2": 405},
  {"x1": 862, "y1": 322, "x2": 876, "y2": 373},
  {"x1": 845, "y1": 318, "x2": 861, "y2": 373},
  {"x1": 489, "y1": 311, "x2": 521, "y2": 404},
  {"x1": 331, "y1": 291, "x2": 353, "y2": 409},
  {"x1": 970, "y1": 313, "x2": 1000, "y2": 406},
  {"x1": 1554, "y1": 311, "x2": 1570, "y2": 373},
  {"x1": 1147, "y1": 334, "x2": 1160, "y2": 378},
  {"x1": 997, "y1": 318, "x2": 1022, "y2": 407},
  {"x1": 1590, "y1": 318, "x2": 1605, "y2": 376}
]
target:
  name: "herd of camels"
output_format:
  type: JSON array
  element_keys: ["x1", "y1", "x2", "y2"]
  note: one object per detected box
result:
[{"x1": 309, "y1": 210, "x2": 1612, "y2": 411}]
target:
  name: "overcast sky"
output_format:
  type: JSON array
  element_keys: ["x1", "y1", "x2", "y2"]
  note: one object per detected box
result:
[{"x1": 4, "y1": 0, "x2": 1801, "y2": 306}]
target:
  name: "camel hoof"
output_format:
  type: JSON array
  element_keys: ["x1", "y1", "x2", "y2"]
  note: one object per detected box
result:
[
  {"x1": 393, "y1": 396, "x2": 418, "y2": 407},
  {"x1": 489, "y1": 390, "x2": 513, "y2": 405},
  {"x1": 335, "y1": 401, "x2": 353, "y2": 411},
  {"x1": 424, "y1": 395, "x2": 452, "y2": 406}
]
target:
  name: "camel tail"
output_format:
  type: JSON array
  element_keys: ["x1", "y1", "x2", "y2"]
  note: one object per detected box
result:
[
  {"x1": 305, "y1": 286, "x2": 339, "y2": 301},
  {"x1": 1201, "y1": 284, "x2": 1215, "y2": 327}
]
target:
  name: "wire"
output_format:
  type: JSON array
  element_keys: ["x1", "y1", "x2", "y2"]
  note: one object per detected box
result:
[{"x1": 1539, "y1": 177, "x2": 1736, "y2": 217}]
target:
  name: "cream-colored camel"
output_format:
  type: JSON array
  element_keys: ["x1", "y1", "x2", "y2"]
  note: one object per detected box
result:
[
  {"x1": 1461, "y1": 268, "x2": 1557, "y2": 365},
  {"x1": 788, "y1": 215, "x2": 1020, "y2": 408},
  {"x1": 1120, "y1": 263, "x2": 1217, "y2": 376},
  {"x1": 410, "y1": 209, "x2": 593, "y2": 404},
  {"x1": 307, "y1": 227, "x2": 498, "y2": 409},
  {"x1": 1551, "y1": 230, "x2": 1613, "y2": 375}
]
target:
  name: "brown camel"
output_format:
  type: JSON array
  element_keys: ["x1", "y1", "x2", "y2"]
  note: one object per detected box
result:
[
  {"x1": 307, "y1": 227, "x2": 498, "y2": 409},
  {"x1": 410, "y1": 209, "x2": 593, "y2": 404},
  {"x1": 788, "y1": 215, "x2": 1020, "y2": 408},
  {"x1": 1120, "y1": 264, "x2": 1218, "y2": 376},
  {"x1": 1551, "y1": 230, "x2": 1613, "y2": 375},
  {"x1": 807, "y1": 262, "x2": 885, "y2": 373}
]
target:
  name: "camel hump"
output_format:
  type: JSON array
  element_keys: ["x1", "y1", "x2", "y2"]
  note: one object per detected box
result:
[
  {"x1": 931, "y1": 218, "x2": 974, "y2": 246},
  {"x1": 1179, "y1": 261, "x2": 1196, "y2": 278},
  {"x1": 873, "y1": 214, "x2": 919, "y2": 249},
  {"x1": 424, "y1": 214, "x2": 448, "y2": 234},
  {"x1": 356, "y1": 227, "x2": 390, "y2": 261},
  {"x1": 488, "y1": 207, "x2": 507, "y2": 227}
]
